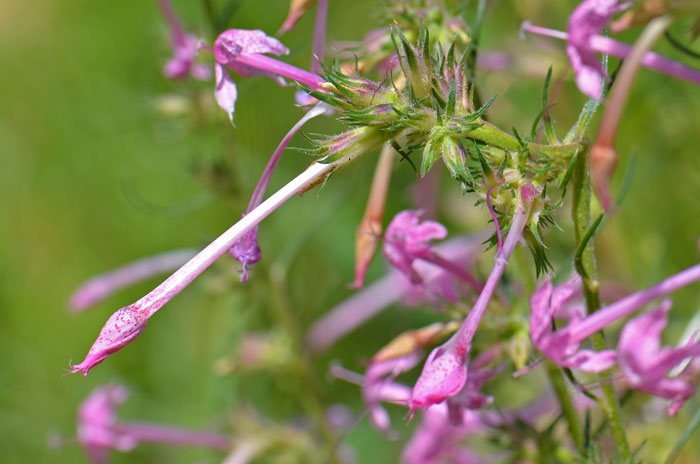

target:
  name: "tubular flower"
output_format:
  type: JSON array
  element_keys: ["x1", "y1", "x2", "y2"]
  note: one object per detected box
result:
[
  {"x1": 618, "y1": 300, "x2": 700, "y2": 415},
  {"x1": 383, "y1": 210, "x2": 447, "y2": 284},
  {"x1": 521, "y1": 21, "x2": 700, "y2": 98},
  {"x1": 77, "y1": 384, "x2": 230, "y2": 463},
  {"x1": 567, "y1": 0, "x2": 624, "y2": 99},
  {"x1": 363, "y1": 353, "x2": 422, "y2": 432},
  {"x1": 527, "y1": 264, "x2": 700, "y2": 374},
  {"x1": 383, "y1": 210, "x2": 483, "y2": 291},
  {"x1": 78, "y1": 384, "x2": 136, "y2": 464},
  {"x1": 212, "y1": 29, "x2": 289, "y2": 122},
  {"x1": 529, "y1": 276, "x2": 617, "y2": 372},
  {"x1": 69, "y1": 249, "x2": 197, "y2": 312},
  {"x1": 157, "y1": 0, "x2": 210, "y2": 80},
  {"x1": 210, "y1": 29, "x2": 324, "y2": 122}
]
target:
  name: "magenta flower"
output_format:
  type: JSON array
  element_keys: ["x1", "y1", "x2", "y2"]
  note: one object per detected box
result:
[
  {"x1": 210, "y1": 29, "x2": 324, "y2": 122},
  {"x1": 521, "y1": 21, "x2": 700, "y2": 97},
  {"x1": 383, "y1": 210, "x2": 448, "y2": 284},
  {"x1": 363, "y1": 353, "x2": 422, "y2": 432},
  {"x1": 566, "y1": 0, "x2": 624, "y2": 99},
  {"x1": 402, "y1": 405, "x2": 488, "y2": 464},
  {"x1": 528, "y1": 264, "x2": 700, "y2": 375},
  {"x1": 529, "y1": 275, "x2": 617, "y2": 373},
  {"x1": 157, "y1": 0, "x2": 210, "y2": 80},
  {"x1": 618, "y1": 300, "x2": 700, "y2": 415},
  {"x1": 69, "y1": 249, "x2": 197, "y2": 312},
  {"x1": 411, "y1": 193, "x2": 533, "y2": 409},
  {"x1": 78, "y1": 384, "x2": 137, "y2": 463},
  {"x1": 443, "y1": 347, "x2": 502, "y2": 423},
  {"x1": 383, "y1": 210, "x2": 483, "y2": 292},
  {"x1": 77, "y1": 384, "x2": 229, "y2": 463}
]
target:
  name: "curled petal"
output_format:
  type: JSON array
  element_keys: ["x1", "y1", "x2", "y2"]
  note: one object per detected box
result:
[
  {"x1": 619, "y1": 301, "x2": 700, "y2": 414},
  {"x1": 383, "y1": 210, "x2": 447, "y2": 284},
  {"x1": 529, "y1": 275, "x2": 615, "y2": 372},
  {"x1": 229, "y1": 223, "x2": 262, "y2": 282},
  {"x1": 214, "y1": 63, "x2": 238, "y2": 123}
]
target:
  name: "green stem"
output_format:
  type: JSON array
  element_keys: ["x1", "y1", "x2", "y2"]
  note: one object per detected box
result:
[
  {"x1": 468, "y1": 121, "x2": 579, "y2": 158},
  {"x1": 545, "y1": 361, "x2": 585, "y2": 453},
  {"x1": 200, "y1": 0, "x2": 217, "y2": 34},
  {"x1": 267, "y1": 263, "x2": 339, "y2": 460},
  {"x1": 572, "y1": 150, "x2": 630, "y2": 459}
]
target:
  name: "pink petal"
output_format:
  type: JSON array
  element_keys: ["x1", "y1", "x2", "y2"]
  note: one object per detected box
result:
[{"x1": 214, "y1": 63, "x2": 238, "y2": 123}]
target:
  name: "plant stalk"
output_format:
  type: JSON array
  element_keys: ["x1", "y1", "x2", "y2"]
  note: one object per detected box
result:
[{"x1": 571, "y1": 150, "x2": 630, "y2": 459}]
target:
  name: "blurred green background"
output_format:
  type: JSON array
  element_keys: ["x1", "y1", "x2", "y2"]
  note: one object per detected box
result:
[{"x1": 1, "y1": 0, "x2": 699, "y2": 462}]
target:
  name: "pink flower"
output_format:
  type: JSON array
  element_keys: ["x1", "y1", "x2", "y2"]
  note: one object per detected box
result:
[
  {"x1": 69, "y1": 304, "x2": 149, "y2": 375},
  {"x1": 363, "y1": 353, "x2": 422, "y2": 432},
  {"x1": 212, "y1": 29, "x2": 289, "y2": 122},
  {"x1": 77, "y1": 384, "x2": 230, "y2": 463},
  {"x1": 157, "y1": 0, "x2": 210, "y2": 80},
  {"x1": 567, "y1": 0, "x2": 623, "y2": 99},
  {"x1": 78, "y1": 384, "x2": 136, "y2": 464},
  {"x1": 402, "y1": 405, "x2": 488, "y2": 464},
  {"x1": 410, "y1": 342, "x2": 469, "y2": 410},
  {"x1": 306, "y1": 237, "x2": 484, "y2": 352},
  {"x1": 70, "y1": 161, "x2": 336, "y2": 375},
  {"x1": 523, "y1": 10, "x2": 700, "y2": 98},
  {"x1": 410, "y1": 199, "x2": 533, "y2": 409},
  {"x1": 383, "y1": 210, "x2": 448, "y2": 284},
  {"x1": 69, "y1": 249, "x2": 197, "y2": 312},
  {"x1": 529, "y1": 276, "x2": 617, "y2": 373},
  {"x1": 618, "y1": 300, "x2": 700, "y2": 415},
  {"x1": 444, "y1": 348, "x2": 502, "y2": 424},
  {"x1": 527, "y1": 263, "x2": 700, "y2": 375}
]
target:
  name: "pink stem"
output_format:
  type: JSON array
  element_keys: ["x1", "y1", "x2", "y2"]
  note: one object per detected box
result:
[
  {"x1": 486, "y1": 187, "x2": 502, "y2": 252},
  {"x1": 453, "y1": 205, "x2": 530, "y2": 352},
  {"x1": 135, "y1": 162, "x2": 333, "y2": 317},
  {"x1": 569, "y1": 263, "x2": 700, "y2": 341},
  {"x1": 521, "y1": 23, "x2": 700, "y2": 87},
  {"x1": 157, "y1": 0, "x2": 186, "y2": 46},
  {"x1": 233, "y1": 53, "x2": 325, "y2": 89},
  {"x1": 247, "y1": 105, "x2": 328, "y2": 211},
  {"x1": 115, "y1": 422, "x2": 230, "y2": 451},
  {"x1": 311, "y1": 0, "x2": 329, "y2": 74}
]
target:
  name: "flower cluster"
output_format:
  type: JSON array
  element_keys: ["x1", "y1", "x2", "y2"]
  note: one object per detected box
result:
[{"x1": 63, "y1": 0, "x2": 700, "y2": 462}]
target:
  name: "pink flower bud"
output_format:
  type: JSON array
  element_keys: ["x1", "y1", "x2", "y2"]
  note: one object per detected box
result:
[
  {"x1": 70, "y1": 304, "x2": 149, "y2": 376},
  {"x1": 410, "y1": 344, "x2": 468, "y2": 409}
]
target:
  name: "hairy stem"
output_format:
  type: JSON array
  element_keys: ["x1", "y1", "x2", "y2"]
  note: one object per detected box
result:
[
  {"x1": 571, "y1": 150, "x2": 630, "y2": 459},
  {"x1": 545, "y1": 361, "x2": 584, "y2": 453}
]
